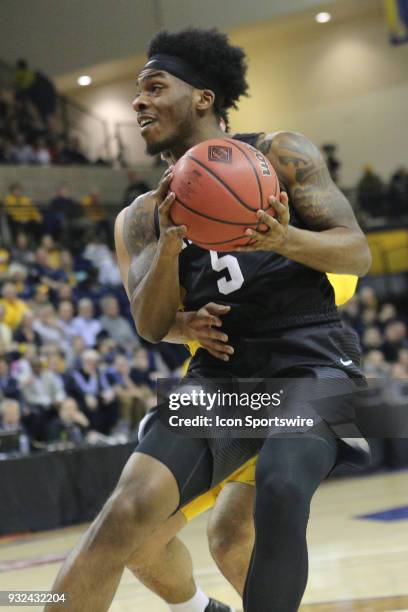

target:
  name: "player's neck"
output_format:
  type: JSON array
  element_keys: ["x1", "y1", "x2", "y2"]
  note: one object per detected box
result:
[{"x1": 168, "y1": 124, "x2": 226, "y2": 162}]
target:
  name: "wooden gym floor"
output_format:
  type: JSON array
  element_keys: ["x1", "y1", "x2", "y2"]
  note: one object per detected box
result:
[{"x1": 0, "y1": 470, "x2": 407, "y2": 611}]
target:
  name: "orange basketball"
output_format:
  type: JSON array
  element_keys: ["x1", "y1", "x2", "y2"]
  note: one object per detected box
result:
[{"x1": 170, "y1": 138, "x2": 280, "y2": 251}]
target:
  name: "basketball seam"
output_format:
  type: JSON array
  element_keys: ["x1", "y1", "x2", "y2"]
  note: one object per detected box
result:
[
  {"x1": 173, "y1": 196, "x2": 259, "y2": 226},
  {"x1": 187, "y1": 155, "x2": 258, "y2": 213},
  {"x1": 228, "y1": 139, "x2": 264, "y2": 209}
]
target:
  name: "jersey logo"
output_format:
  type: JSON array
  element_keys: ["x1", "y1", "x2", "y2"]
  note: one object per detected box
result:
[
  {"x1": 182, "y1": 238, "x2": 193, "y2": 250},
  {"x1": 208, "y1": 145, "x2": 232, "y2": 164}
]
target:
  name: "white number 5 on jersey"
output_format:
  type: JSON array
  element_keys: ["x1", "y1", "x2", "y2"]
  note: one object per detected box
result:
[{"x1": 210, "y1": 251, "x2": 244, "y2": 295}]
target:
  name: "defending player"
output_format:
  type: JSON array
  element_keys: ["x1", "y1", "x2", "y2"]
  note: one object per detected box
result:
[{"x1": 46, "y1": 28, "x2": 371, "y2": 612}]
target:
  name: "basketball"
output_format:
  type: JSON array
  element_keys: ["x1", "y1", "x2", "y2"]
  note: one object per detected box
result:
[{"x1": 170, "y1": 138, "x2": 280, "y2": 251}]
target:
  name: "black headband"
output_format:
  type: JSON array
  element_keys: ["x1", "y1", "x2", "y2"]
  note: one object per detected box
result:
[{"x1": 140, "y1": 54, "x2": 224, "y2": 107}]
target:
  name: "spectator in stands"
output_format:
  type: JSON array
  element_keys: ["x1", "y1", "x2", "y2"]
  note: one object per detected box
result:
[
  {"x1": 13, "y1": 310, "x2": 42, "y2": 348},
  {"x1": 0, "y1": 304, "x2": 12, "y2": 353},
  {"x1": 16, "y1": 355, "x2": 66, "y2": 441},
  {"x1": 362, "y1": 349, "x2": 389, "y2": 377},
  {"x1": 66, "y1": 349, "x2": 119, "y2": 435},
  {"x1": 40, "y1": 235, "x2": 61, "y2": 269},
  {"x1": 130, "y1": 346, "x2": 158, "y2": 390},
  {"x1": 121, "y1": 170, "x2": 150, "y2": 207},
  {"x1": 0, "y1": 246, "x2": 10, "y2": 281},
  {"x1": 58, "y1": 300, "x2": 77, "y2": 343},
  {"x1": 398, "y1": 348, "x2": 408, "y2": 369},
  {"x1": 48, "y1": 396, "x2": 89, "y2": 444},
  {"x1": 389, "y1": 167, "x2": 408, "y2": 216},
  {"x1": 99, "y1": 295, "x2": 138, "y2": 349},
  {"x1": 385, "y1": 363, "x2": 408, "y2": 407},
  {"x1": 362, "y1": 326, "x2": 383, "y2": 352},
  {"x1": 10, "y1": 133, "x2": 35, "y2": 164},
  {"x1": 72, "y1": 298, "x2": 102, "y2": 347},
  {"x1": 83, "y1": 236, "x2": 121, "y2": 286},
  {"x1": 0, "y1": 356, "x2": 20, "y2": 401},
  {"x1": 107, "y1": 354, "x2": 149, "y2": 430},
  {"x1": 47, "y1": 184, "x2": 80, "y2": 240},
  {"x1": 13, "y1": 59, "x2": 57, "y2": 124},
  {"x1": 4, "y1": 182, "x2": 43, "y2": 238},
  {"x1": 32, "y1": 137, "x2": 51, "y2": 165},
  {"x1": 32, "y1": 303, "x2": 67, "y2": 350},
  {"x1": 7, "y1": 263, "x2": 31, "y2": 300},
  {"x1": 357, "y1": 165, "x2": 385, "y2": 217},
  {"x1": 0, "y1": 282, "x2": 28, "y2": 330},
  {"x1": 378, "y1": 303, "x2": 398, "y2": 326},
  {"x1": 0, "y1": 136, "x2": 13, "y2": 164},
  {"x1": 0, "y1": 398, "x2": 22, "y2": 430},
  {"x1": 64, "y1": 137, "x2": 89, "y2": 165},
  {"x1": 10, "y1": 232, "x2": 34, "y2": 267},
  {"x1": 381, "y1": 321, "x2": 408, "y2": 362},
  {"x1": 321, "y1": 144, "x2": 341, "y2": 184}
]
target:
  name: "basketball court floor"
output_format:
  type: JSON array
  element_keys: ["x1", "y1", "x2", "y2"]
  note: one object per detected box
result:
[{"x1": 0, "y1": 470, "x2": 407, "y2": 611}]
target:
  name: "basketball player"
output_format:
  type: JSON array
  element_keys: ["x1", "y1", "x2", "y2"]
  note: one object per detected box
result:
[{"x1": 46, "y1": 28, "x2": 371, "y2": 612}]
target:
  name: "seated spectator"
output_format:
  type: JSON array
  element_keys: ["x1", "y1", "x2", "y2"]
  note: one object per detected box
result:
[
  {"x1": 32, "y1": 303, "x2": 67, "y2": 350},
  {"x1": 40, "y1": 234, "x2": 61, "y2": 269},
  {"x1": 7, "y1": 263, "x2": 30, "y2": 299},
  {"x1": 81, "y1": 187, "x2": 105, "y2": 222},
  {"x1": 0, "y1": 136, "x2": 13, "y2": 164},
  {"x1": 0, "y1": 356, "x2": 20, "y2": 401},
  {"x1": 0, "y1": 304, "x2": 12, "y2": 353},
  {"x1": 72, "y1": 298, "x2": 102, "y2": 347},
  {"x1": 362, "y1": 349, "x2": 389, "y2": 377},
  {"x1": 32, "y1": 137, "x2": 51, "y2": 165},
  {"x1": 357, "y1": 165, "x2": 385, "y2": 217},
  {"x1": 48, "y1": 397, "x2": 89, "y2": 444},
  {"x1": 13, "y1": 59, "x2": 57, "y2": 124},
  {"x1": 10, "y1": 232, "x2": 34, "y2": 267},
  {"x1": 384, "y1": 363, "x2": 408, "y2": 407},
  {"x1": 47, "y1": 184, "x2": 80, "y2": 239},
  {"x1": 0, "y1": 398, "x2": 30, "y2": 454},
  {"x1": 107, "y1": 354, "x2": 151, "y2": 430},
  {"x1": 28, "y1": 247, "x2": 65, "y2": 297},
  {"x1": 4, "y1": 182, "x2": 43, "y2": 238},
  {"x1": 0, "y1": 398, "x2": 22, "y2": 431},
  {"x1": 63, "y1": 136, "x2": 89, "y2": 165},
  {"x1": 58, "y1": 300, "x2": 77, "y2": 343},
  {"x1": 382, "y1": 321, "x2": 408, "y2": 362},
  {"x1": 0, "y1": 247, "x2": 10, "y2": 280},
  {"x1": 362, "y1": 326, "x2": 383, "y2": 352},
  {"x1": 66, "y1": 349, "x2": 119, "y2": 435},
  {"x1": 83, "y1": 236, "x2": 121, "y2": 286},
  {"x1": 13, "y1": 310, "x2": 42, "y2": 348},
  {"x1": 388, "y1": 167, "x2": 408, "y2": 216},
  {"x1": 130, "y1": 346, "x2": 159, "y2": 390},
  {"x1": 0, "y1": 281, "x2": 29, "y2": 330},
  {"x1": 99, "y1": 295, "x2": 138, "y2": 349},
  {"x1": 10, "y1": 133, "x2": 35, "y2": 164},
  {"x1": 15, "y1": 354, "x2": 66, "y2": 441},
  {"x1": 121, "y1": 170, "x2": 150, "y2": 207}
]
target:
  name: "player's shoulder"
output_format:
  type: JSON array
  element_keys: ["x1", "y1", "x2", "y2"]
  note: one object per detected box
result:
[{"x1": 257, "y1": 130, "x2": 316, "y2": 155}]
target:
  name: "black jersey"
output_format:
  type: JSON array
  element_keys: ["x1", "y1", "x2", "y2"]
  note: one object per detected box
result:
[{"x1": 155, "y1": 132, "x2": 340, "y2": 335}]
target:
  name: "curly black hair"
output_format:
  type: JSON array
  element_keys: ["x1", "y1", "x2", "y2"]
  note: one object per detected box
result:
[{"x1": 148, "y1": 28, "x2": 249, "y2": 127}]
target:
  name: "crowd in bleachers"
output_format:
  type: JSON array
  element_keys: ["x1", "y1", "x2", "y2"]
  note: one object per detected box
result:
[
  {"x1": 0, "y1": 59, "x2": 91, "y2": 167},
  {"x1": 0, "y1": 227, "x2": 188, "y2": 455},
  {"x1": 357, "y1": 165, "x2": 408, "y2": 219}
]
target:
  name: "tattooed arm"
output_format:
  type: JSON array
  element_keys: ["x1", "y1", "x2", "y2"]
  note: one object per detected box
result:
[
  {"x1": 114, "y1": 170, "x2": 185, "y2": 343},
  {"x1": 241, "y1": 131, "x2": 371, "y2": 276}
]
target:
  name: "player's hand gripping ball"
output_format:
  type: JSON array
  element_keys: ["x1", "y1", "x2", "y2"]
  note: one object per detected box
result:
[{"x1": 170, "y1": 138, "x2": 281, "y2": 251}]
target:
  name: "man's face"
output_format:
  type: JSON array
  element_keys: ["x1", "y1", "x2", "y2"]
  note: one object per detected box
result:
[{"x1": 133, "y1": 70, "x2": 195, "y2": 156}]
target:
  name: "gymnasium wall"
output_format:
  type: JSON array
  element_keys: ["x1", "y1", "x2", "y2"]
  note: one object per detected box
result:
[{"x1": 65, "y1": 3, "x2": 408, "y2": 184}]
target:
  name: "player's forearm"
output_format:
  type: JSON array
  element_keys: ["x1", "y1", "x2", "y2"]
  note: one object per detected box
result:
[
  {"x1": 130, "y1": 246, "x2": 180, "y2": 343},
  {"x1": 277, "y1": 225, "x2": 372, "y2": 276}
]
